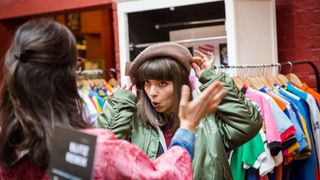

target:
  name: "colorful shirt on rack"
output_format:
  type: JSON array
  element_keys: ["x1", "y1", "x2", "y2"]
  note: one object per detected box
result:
[
  {"x1": 278, "y1": 86, "x2": 318, "y2": 180},
  {"x1": 230, "y1": 131, "x2": 265, "y2": 180},
  {"x1": 300, "y1": 83, "x2": 320, "y2": 107},
  {"x1": 243, "y1": 87, "x2": 282, "y2": 155},
  {"x1": 78, "y1": 89, "x2": 99, "y2": 126},
  {"x1": 259, "y1": 88, "x2": 296, "y2": 142},
  {"x1": 258, "y1": 129, "x2": 277, "y2": 176},
  {"x1": 267, "y1": 89, "x2": 309, "y2": 155},
  {"x1": 286, "y1": 82, "x2": 320, "y2": 172}
]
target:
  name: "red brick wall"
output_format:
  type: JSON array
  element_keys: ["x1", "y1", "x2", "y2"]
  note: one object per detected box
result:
[{"x1": 276, "y1": 0, "x2": 320, "y2": 89}]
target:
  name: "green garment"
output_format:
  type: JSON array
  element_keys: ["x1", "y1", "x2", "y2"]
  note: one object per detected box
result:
[
  {"x1": 230, "y1": 131, "x2": 265, "y2": 180},
  {"x1": 95, "y1": 69, "x2": 263, "y2": 180}
]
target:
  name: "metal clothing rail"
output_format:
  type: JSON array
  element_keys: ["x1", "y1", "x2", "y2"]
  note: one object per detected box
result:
[
  {"x1": 280, "y1": 61, "x2": 320, "y2": 92},
  {"x1": 77, "y1": 68, "x2": 120, "y2": 75},
  {"x1": 154, "y1": 18, "x2": 225, "y2": 29},
  {"x1": 130, "y1": 35, "x2": 227, "y2": 49},
  {"x1": 212, "y1": 61, "x2": 320, "y2": 92},
  {"x1": 77, "y1": 69, "x2": 103, "y2": 75},
  {"x1": 213, "y1": 64, "x2": 279, "y2": 69}
]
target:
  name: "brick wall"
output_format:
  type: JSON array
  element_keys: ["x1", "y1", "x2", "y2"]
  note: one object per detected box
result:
[{"x1": 276, "y1": 0, "x2": 320, "y2": 90}]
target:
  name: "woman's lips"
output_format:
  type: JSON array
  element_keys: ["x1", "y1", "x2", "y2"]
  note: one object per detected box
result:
[{"x1": 152, "y1": 102, "x2": 160, "y2": 108}]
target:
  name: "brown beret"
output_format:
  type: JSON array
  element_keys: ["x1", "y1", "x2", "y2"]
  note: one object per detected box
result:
[{"x1": 128, "y1": 42, "x2": 193, "y2": 81}]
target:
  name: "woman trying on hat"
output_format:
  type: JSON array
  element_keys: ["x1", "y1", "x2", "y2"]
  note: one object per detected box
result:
[{"x1": 95, "y1": 43, "x2": 262, "y2": 179}]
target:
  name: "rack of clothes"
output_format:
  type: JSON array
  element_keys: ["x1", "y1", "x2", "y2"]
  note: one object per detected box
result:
[
  {"x1": 77, "y1": 69, "x2": 114, "y2": 126},
  {"x1": 280, "y1": 61, "x2": 320, "y2": 92},
  {"x1": 211, "y1": 62, "x2": 320, "y2": 180}
]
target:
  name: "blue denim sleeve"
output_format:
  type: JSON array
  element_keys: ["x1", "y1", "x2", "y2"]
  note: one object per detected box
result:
[{"x1": 169, "y1": 128, "x2": 195, "y2": 159}]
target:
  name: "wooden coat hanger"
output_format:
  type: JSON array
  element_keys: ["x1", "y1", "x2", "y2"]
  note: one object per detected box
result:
[
  {"x1": 259, "y1": 76, "x2": 274, "y2": 89},
  {"x1": 232, "y1": 76, "x2": 244, "y2": 90},
  {"x1": 256, "y1": 65, "x2": 273, "y2": 89},
  {"x1": 269, "y1": 76, "x2": 281, "y2": 86},
  {"x1": 286, "y1": 73, "x2": 303, "y2": 87},
  {"x1": 275, "y1": 63, "x2": 288, "y2": 86},
  {"x1": 247, "y1": 77, "x2": 264, "y2": 90},
  {"x1": 285, "y1": 62, "x2": 303, "y2": 87}
]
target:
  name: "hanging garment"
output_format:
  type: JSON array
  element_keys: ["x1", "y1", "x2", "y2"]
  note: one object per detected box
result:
[
  {"x1": 300, "y1": 83, "x2": 320, "y2": 107},
  {"x1": 286, "y1": 82, "x2": 320, "y2": 167},
  {"x1": 258, "y1": 89, "x2": 296, "y2": 142},
  {"x1": 267, "y1": 89, "x2": 309, "y2": 155},
  {"x1": 78, "y1": 90, "x2": 99, "y2": 126},
  {"x1": 230, "y1": 131, "x2": 266, "y2": 180},
  {"x1": 278, "y1": 87, "x2": 318, "y2": 180},
  {"x1": 243, "y1": 87, "x2": 282, "y2": 155}
]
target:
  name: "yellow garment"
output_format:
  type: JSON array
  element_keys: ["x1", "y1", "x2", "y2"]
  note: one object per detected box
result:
[
  {"x1": 283, "y1": 142, "x2": 299, "y2": 165},
  {"x1": 80, "y1": 87, "x2": 102, "y2": 113},
  {"x1": 92, "y1": 96, "x2": 103, "y2": 113},
  {"x1": 298, "y1": 114, "x2": 312, "y2": 151},
  {"x1": 80, "y1": 86, "x2": 89, "y2": 94},
  {"x1": 105, "y1": 84, "x2": 113, "y2": 92}
]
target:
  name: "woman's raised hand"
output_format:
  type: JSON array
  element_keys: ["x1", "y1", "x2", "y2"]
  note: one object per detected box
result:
[
  {"x1": 192, "y1": 50, "x2": 215, "y2": 78},
  {"x1": 109, "y1": 83, "x2": 137, "y2": 96},
  {"x1": 178, "y1": 81, "x2": 226, "y2": 133},
  {"x1": 123, "y1": 83, "x2": 137, "y2": 96}
]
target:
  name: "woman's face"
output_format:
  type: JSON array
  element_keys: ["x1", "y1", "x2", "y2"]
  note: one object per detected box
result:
[{"x1": 144, "y1": 79, "x2": 174, "y2": 115}]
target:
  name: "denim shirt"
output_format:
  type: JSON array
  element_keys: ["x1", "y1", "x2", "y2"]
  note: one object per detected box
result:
[{"x1": 169, "y1": 128, "x2": 195, "y2": 159}]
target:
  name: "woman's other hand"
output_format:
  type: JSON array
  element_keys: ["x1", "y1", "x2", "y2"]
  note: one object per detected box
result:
[
  {"x1": 178, "y1": 81, "x2": 226, "y2": 133},
  {"x1": 192, "y1": 50, "x2": 215, "y2": 78}
]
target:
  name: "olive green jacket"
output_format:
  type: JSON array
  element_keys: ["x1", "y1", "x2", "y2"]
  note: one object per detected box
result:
[{"x1": 95, "y1": 69, "x2": 262, "y2": 180}]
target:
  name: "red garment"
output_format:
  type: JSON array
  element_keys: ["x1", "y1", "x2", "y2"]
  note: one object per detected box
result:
[
  {"x1": 161, "y1": 125, "x2": 175, "y2": 148},
  {"x1": 0, "y1": 128, "x2": 192, "y2": 180}
]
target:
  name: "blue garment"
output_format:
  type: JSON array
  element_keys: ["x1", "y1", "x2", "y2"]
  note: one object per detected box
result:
[
  {"x1": 286, "y1": 82, "x2": 308, "y2": 100},
  {"x1": 283, "y1": 109, "x2": 290, "y2": 119},
  {"x1": 88, "y1": 91, "x2": 105, "y2": 108},
  {"x1": 287, "y1": 82, "x2": 320, "y2": 173},
  {"x1": 278, "y1": 88, "x2": 310, "y2": 125},
  {"x1": 170, "y1": 128, "x2": 195, "y2": 159},
  {"x1": 267, "y1": 90, "x2": 308, "y2": 153},
  {"x1": 259, "y1": 88, "x2": 294, "y2": 136},
  {"x1": 262, "y1": 88, "x2": 308, "y2": 152},
  {"x1": 278, "y1": 87, "x2": 317, "y2": 180},
  {"x1": 246, "y1": 168, "x2": 259, "y2": 180}
]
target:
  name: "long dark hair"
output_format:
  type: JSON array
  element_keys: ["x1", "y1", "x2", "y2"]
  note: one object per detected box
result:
[
  {"x1": 136, "y1": 57, "x2": 191, "y2": 128},
  {"x1": 0, "y1": 19, "x2": 89, "y2": 169}
]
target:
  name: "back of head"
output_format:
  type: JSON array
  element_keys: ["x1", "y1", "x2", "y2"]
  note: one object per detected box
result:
[{"x1": 0, "y1": 19, "x2": 88, "y2": 169}]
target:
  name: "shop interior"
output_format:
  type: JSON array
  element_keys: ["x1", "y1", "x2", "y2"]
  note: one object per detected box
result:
[{"x1": 53, "y1": 7, "x2": 119, "y2": 86}]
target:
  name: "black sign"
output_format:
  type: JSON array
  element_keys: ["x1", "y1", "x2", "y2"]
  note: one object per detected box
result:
[{"x1": 49, "y1": 126, "x2": 97, "y2": 180}]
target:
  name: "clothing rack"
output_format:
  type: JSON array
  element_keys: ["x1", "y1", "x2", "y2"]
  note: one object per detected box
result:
[
  {"x1": 280, "y1": 61, "x2": 320, "y2": 92},
  {"x1": 212, "y1": 61, "x2": 320, "y2": 92},
  {"x1": 130, "y1": 35, "x2": 227, "y2": 49},
  {"x1": 213, "y1": 64, "x2": 279, "y2": 69},
  {"x1": 77, "y1": 69, "x2": 103, "y2": 75},
  {"x1": 154, "y1": 18, "x2": 225, "y2": 29}
]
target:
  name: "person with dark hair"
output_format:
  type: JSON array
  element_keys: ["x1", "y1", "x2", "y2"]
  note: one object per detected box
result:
[
  {"x1": 96, "y1": 43, "x2": 263, "y2": 179},
  {"x1": 0, "y1": 19, "x2": 226, "y2": 179}
]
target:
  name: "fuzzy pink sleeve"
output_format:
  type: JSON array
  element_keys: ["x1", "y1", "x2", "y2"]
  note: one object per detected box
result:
[{"x1": 82, "y1": 128, "x2": 193, "y2": 180}]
